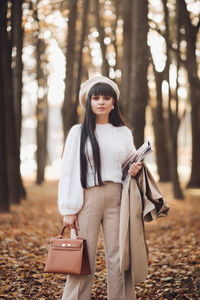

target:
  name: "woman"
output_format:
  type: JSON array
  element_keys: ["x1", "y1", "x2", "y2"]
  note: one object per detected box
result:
[{"x1": 58, "y1": 75, "x2": 142, "y2": 300}]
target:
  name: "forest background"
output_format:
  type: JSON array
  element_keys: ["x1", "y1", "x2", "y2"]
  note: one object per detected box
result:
[
  {"x1": 0, "y1": 0, "x2": 200, "y2": 299},
  {"x1": 1, "y1": 0, "x2": 200, "y2": 209}
]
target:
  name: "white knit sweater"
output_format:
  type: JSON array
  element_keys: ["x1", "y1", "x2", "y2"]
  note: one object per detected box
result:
[{"x1": 58, "y1": 123, "x2": 136, "y2": 216}]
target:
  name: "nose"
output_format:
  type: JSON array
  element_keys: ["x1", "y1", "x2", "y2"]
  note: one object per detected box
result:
[{"x1": 99, "y1": 96, "x2": 104, "y2": 104}]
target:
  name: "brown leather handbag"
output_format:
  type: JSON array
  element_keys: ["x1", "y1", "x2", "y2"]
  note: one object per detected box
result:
[{"x1": 44, "y1": 226, "x2": 91, "y2": 275}]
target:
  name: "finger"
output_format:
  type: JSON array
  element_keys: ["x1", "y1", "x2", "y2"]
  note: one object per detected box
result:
[
  {"x1": 130, "y1": 167, "x2": 138, "y2": 174},
  {"x1": 129, "y1": 167, "x2": 140, "y2": 176},
  {"x1": 68, "y1": 221, "x2": 73, "y2": 227},
  {"x1": 75, "y1": 218, "x2": 79, "y2": 230},
  {"x1": 136, "y1": 164, "x2": 142, "y2": 169},
  {"x1": 130, "y1": 162, "x2": 136, "y2": 168},
  {"x1": 63, "y1": 217, "x2": 68, "y2": 225},
  {"x1": 129, "y1": 165, "x2": 135, "y2": 171},
  {"x1": 128, "y1": 170, "x2": 136, "y2": 176}
]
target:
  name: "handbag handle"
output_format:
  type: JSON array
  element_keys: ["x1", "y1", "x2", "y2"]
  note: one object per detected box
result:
[{"x1": 59, "y1": 226, "x2": 79, "y2": 239}]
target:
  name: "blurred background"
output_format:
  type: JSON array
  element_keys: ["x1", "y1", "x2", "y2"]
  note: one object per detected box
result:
[{"x1": 0, "y1": 0, "x2": 200, "y2": 212}]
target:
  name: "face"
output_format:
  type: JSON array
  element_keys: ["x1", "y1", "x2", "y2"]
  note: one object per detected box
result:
[{"x1": 90, "y1": 94, "x2": 114, "y2": 117}]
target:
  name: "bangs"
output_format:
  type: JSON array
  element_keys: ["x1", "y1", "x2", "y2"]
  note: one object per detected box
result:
[{"x1": 88, "y1": 82, "x2": 117, "y2": 100}]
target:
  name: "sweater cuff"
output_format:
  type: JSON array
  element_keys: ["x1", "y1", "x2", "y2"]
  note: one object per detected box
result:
[{"x1": 58, "y1": 207, "x2": 81, "y2": 216}]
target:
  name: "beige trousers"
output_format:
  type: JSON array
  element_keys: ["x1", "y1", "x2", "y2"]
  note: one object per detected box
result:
[{"x1": 62, "y1": 182, "x2": 136, "y2": 300}]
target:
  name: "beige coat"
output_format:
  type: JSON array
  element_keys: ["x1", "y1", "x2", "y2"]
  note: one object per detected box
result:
[{"x1": 119, "y1": 163, "x2": 169, "y2": 285}]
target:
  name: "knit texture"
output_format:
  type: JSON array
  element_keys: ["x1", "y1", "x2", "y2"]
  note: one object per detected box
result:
[{"x1": 58, "y1": 123, "x2": 136, "y2": 216}]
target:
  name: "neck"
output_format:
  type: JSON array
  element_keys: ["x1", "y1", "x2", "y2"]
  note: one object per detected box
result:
[{"x1": 95, "y1": 115, "x2": 109, "y2": 124}]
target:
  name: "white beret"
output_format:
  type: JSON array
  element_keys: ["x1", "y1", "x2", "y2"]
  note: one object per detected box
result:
[{"x1": 79, "y1": 75, "x2": 120, "y2": 109}]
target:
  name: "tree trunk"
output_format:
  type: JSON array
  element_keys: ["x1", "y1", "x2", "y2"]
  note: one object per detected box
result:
[
  {"x1": 34, "y1": 2, "x2": 48, "y2": 184},
  {"x1": 163, "y1": 0, "x2": 183, "y2": 198},
  {"x1": 0, "y1": 1, "x2": 9, "y2": 212},
  {"x1": 0, "y1": 94, "x2": 9, "y2": 212},
  {"x1": 121, "y1": 0, "x2": 133, "y2": 114},
  {"x1": 0, "y1": 0, "x2": 21, "y2": 205},
  {"x1": 36, "y1": 40, "x2": 48, "y2": 185},
  {"x1": 129, "y1": 0, "x2": 148, "y2": 148},
  {"x1": 62, "y1": 0, "x2": 78, "y2": 137},
  {"x1": 11, "y1": 0, "x2": 26, "y2": 198},
  {"x1": 188, "y1": 80, "x2": 200, "y2": 187},
  {"x1": 150, "y1": 58, "x2": 170, "y2": 182},
  {"x1": 112, "y1": 0, "x2": 120, "y2": 73},
  {"x1": 74, "y1": 0, "x2": 89, "y2": 120},
  {"x1": 94, "y1": 0, "x2": 110, "y2": 77},
  {"x1": 180, "y1": 0, "x2": 200, "y2": 187}
]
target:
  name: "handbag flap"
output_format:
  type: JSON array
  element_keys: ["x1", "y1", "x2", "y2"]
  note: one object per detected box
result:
[{"x1": 50, "y1": 237, "x2": 84, "y2": 250}]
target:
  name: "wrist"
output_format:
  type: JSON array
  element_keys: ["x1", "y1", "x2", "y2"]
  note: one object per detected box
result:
[{"x1": 64, "y1": 214, "x2": 77, "y2": 217}]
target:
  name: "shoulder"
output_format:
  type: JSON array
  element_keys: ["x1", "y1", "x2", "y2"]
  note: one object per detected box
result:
[
  {"x1": 70, "y1": 124, "x2": 82, "y2": 133},
  {"x1": 116, "y1": 125, "x2": 133, "y2": 136},
  {"x1": 64, "y1": 124, "x2": 81, "y2": 145},
  {"x1": 68, "y1": 124, "x2": 82, "y2": 137}
]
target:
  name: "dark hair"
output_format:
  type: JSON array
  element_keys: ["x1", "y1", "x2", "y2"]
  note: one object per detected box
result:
[{"x1": 80, "y1": 82, "x2": 126, "y2": 188}]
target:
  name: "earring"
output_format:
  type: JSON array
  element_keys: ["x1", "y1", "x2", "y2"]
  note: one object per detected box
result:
[{"x1": 112, "y1": 105, "x2": 114, "y2": 110}]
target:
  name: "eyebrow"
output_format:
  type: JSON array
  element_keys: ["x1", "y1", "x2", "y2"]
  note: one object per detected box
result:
[{"x1": 91, "y1": 95, "x2": 111, "y2": 97}]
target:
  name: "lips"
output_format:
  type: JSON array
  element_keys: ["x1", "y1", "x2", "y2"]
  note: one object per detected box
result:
[{"x1": 98, "y1": 107, "x2": 105, "y2": 111}]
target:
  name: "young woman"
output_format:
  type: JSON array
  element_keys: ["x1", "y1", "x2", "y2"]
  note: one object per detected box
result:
[{"x1": 58, "y1": 75, "x2": 142, "y2": 300}]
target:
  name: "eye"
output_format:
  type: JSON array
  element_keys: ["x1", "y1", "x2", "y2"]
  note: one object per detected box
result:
[
  {"x1": 104, "y1": 96, "x2": 111, "y2": 100},
  {"x1": 91, "y1": 96, "x2": 98, "y2": 100}
]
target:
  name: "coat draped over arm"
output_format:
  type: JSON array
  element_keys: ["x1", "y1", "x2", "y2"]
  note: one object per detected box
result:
[{"x1": 119, "y1": 162, "x2": 169, "y2": 285}]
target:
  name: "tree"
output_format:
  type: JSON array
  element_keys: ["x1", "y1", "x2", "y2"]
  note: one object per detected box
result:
[
  {"x1": 34, "y1": 1, "x2": 49, "y2": 184},
  {"x1": 0, "y1": 1, "x2": 9, "y2": 212},
  {"x1": 150, "y1": 55, "x2": 170, "y2": 182},
  {"x1": 0, "y1": 89, "x2": 9, "y2": 212},
  {"x1": 93, "y1": 0, "x2": 110, "y2": 77},
  {"x1": 11, "y1": 0, "x2": 26, "y2": 198},
  {"x1": 0, "y1": 0, "x2": 21, "y2": 206},
  {"x1": 121, "y1": 0, "x2": 133, "y2": 114},
  {"x1": 162, "y1": 0, "x2": 183, "y2": 198},
  {"x1": 35, "y1": 38, "x2": 48, "y2": 184},
  {"x1": 111, "y1": 0, "x2": 121, "y2": 74},
  {"x1": 128, "y1": 0, "x2": 149, "y2": 148},
  {"x1": 62, "y1": 0, "x2": 78, "y2": 137},
  {"x1": 74, "y1": 0, "x2": 90, "y2": 121},
  {"x1": 180, "y1": 0, "x2": 200, "y2": 188}
]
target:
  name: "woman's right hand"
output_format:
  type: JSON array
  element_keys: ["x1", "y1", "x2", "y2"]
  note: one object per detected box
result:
[{"x1": 63, "y1": 214, "x2": 79, "y2": 231}]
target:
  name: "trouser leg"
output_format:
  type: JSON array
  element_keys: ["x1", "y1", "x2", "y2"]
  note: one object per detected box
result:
[
  {"x1": 124, "y1": 271, "x2": 137, "y2": 300},
  {"x1": 102, "y1": 182, "x2": 136, "y2": 300},
  {"x1": 62, "y1": 186, "x2": 103, "y2": 300}
]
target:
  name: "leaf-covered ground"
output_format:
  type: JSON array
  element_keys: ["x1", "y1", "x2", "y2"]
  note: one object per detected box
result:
[{"x1": 0, "y1": 179, "x2": 200, "y2": 299}]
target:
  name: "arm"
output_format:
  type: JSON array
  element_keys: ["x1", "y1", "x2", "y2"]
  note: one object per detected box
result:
[
  {"x1": 125, "y1": 127, "x2": 142, "y2": 177},
  {"x1": 58, "y1": 125, "x2": 84, "y2": 219}
]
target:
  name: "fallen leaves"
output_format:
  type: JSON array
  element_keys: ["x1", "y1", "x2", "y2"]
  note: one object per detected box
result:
[{"x1": 0, "y1": 180, "x2": 200, "y2": 299}]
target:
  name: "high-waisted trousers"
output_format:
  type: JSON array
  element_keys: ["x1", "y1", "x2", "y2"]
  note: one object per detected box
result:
[{"x1": 62, "y1": 181, "x2": 136, "y2": 300}]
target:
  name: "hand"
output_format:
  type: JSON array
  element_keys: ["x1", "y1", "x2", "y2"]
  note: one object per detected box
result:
[
  {"x1": 63, "y1": 214, "x2": 79, "y2": 231},
  {"x1": 128, "y1": 162, "x2": 142, "y2": 177}
]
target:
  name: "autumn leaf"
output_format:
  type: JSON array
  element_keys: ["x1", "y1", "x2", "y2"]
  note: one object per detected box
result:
[{"x1": 0, "y1": 179, "x2": 200, "y2": 299}]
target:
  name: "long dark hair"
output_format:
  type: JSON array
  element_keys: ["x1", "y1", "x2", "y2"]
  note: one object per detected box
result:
[{"x1": 80, "y1": 82, "x2": 126, "y2": 188}]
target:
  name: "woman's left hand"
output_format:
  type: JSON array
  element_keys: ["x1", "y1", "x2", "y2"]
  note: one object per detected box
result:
[{"x1": 128, "y1": 162, "x2": 143, "y2": 177}]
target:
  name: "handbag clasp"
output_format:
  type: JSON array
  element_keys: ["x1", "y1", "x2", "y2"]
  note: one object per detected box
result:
[{"x1": 61, "y1": 243, "x2": 71, "y2": 247}]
